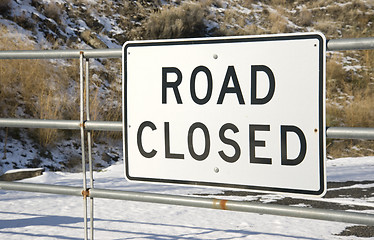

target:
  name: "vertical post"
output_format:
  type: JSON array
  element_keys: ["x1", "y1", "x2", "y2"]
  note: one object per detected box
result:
[
  {"x1": 80, "y1": 52, "x2": 88, "y2": 240},
  {"x1": 85, "y1": 58, "x2": 94, "y2": 240}
]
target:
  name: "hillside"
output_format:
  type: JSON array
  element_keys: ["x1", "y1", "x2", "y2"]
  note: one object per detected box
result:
[{"x1": 0, "y1": 0, "x2": 373, "y2": 173}]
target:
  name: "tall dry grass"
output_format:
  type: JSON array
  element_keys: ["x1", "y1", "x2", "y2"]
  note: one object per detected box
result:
[
  {"x1": 0, "y1": 27, "x2": 78, "y2": 146},
  {"x1": 141, "y1": 2, "x2": 207, "y2": 39}
]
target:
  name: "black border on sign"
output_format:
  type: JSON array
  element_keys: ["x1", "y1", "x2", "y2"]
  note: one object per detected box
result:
[{"x1": 122, "y1": 33, "x2": 326, "y2": 196}]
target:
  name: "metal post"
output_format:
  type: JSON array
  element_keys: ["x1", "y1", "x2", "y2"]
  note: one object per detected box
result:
[
  {"x1": 80, "y1": 52, "x2": 88, "y2": 240},
  {"x1": 85, "y1": 58, "x2": 94, "y2": 240}
]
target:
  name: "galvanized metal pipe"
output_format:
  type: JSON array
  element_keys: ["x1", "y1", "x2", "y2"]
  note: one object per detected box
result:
[
  {"x1": 0, "y1": 48, "x2": 122, "y2": 59},
  {"x1": 0, "y1": 181, "x2": 82, "y2": 195},
  {"x1": 0, "y1": 38, "x2": 373, "y2": 60},
  {"x1": 84, "y1": 120, "x2": 122, "y2": 131},
  {"x1": 327, "y1": 37, "x2": 374, "y2": 51},
  {"x1": 0, "y1": 118, "x2": 80, "y2": 129},
  {"x1": 0, "y1": 181, "x2": 373, "y2": 226},
  {"x1": 2, "y1": 118, "x2": 374, "y2": 140},
  {"x1": 326, "y1": 127, "x2": 374, "y2": 139},
  {"x1": 0, "y1": 119, "x2": 122, "y2": 131}
]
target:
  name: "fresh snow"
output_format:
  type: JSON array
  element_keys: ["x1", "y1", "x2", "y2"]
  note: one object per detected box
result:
[{"x1": 0, "y1": 157, "x2": 373, "y2": 239}]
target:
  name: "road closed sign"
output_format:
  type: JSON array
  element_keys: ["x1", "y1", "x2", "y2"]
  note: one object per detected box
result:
[{"x1": 122, "y1": 32, "x2": 326, "y2": 196}]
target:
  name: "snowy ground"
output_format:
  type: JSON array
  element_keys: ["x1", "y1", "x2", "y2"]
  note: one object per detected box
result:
[{"x1": 0, "y1": 157, "x2": 373, "y2": 239}]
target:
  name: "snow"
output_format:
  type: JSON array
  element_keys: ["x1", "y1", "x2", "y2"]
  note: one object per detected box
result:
[
  {"x1": 0, "y1": 157, "x2": 373, "y2": 239},
  {"x1": 4, "y1": 168, "x2": 43, "y2": 174},
  {"x1": 327, "y1": 156, "x2": 374, "y2": 182}
]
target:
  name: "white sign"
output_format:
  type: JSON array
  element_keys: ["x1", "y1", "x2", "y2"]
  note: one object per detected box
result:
[{"x1": 122, "y1": 33, "x2": 326, "y2": 196}]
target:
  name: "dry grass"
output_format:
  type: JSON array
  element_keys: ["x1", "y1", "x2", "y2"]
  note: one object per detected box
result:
[
  {"x1": 43, "y1": 2, "x2": 62, "y2": 24},
  {"x1": 297, "y1": 7, "x2": 313, "y2": 27},
  {"x1": 140, "y1": 2, "x2": 207, "y2": 40},
  {"x1": 327, "y1": 90, "x2": 374, "y2": 159},
  {"x1": 88, "y1": 84, "x2": 122, "y2": 141},
  {"x1": 267, "y1": 10, "x2": 289, "y2": 33},
  {"x1": 0, "y1": 27, "x2": 78, "y2": 146}
]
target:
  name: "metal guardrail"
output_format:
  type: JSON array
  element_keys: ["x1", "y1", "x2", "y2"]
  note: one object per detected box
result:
[
  {"x1": 1, "y1": 119, "x2": 374, "y2": 140},
  {"x1": 1, "y1": 36, "x2": 374, "y2": 239},
  {"x1": 1, "y1": 181, "x2": 373, "y2": 226},
  {"x1": 0, "y1": 48, "x2": 122, "y2": 59},
  {"x1": 0, "y1": 37, "x2": 373, "y2": 60}
]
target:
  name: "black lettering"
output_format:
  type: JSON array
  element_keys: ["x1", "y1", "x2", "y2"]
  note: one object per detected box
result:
[
  {"x1": 251, "y1": 65, "x2": 275, "y2": 105},
  {"x1": 188, "y1": 122, "x2": 210, "y2": 161},
  {"x1": 249, "y1": 124, "x2": 271, "y2": 164},
  {"x1": 162, "y1": 67, "x2": 183, "y2": 104},
  {"x1": 219, "y1": 123, "x2": 241, "y2": 163},
  {"x1": 164, "y1": 122, "x2": 184, "y2": 159},
  {"x1": 137, "y1": 121, "x2": 157, "y2": 158},
  {"x1": 281, "y1": 125, "x2": 307, "y2": 166},
  {"x1": 217, "y1": 66, "x2": 245, "y2": 104},
  {"x1": 190, "y1": 66, "x2": 213, "y2": 105}
]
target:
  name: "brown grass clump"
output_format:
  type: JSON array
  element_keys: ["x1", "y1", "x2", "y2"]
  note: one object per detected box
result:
[
  {"x1": 267, "y1": 10, "x2": 289, "y2": 33},
  {"x1": 140, "y1": 2, "x2": 207, "y2": 39},
  {"x1": 297, "y1": 7, "x2": 313, "y2": 27},
  {"x1": 43, "y1": 2, "x2": 62, "y2": 24}
]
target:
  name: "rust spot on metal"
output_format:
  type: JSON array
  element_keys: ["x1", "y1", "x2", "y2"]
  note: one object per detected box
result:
[
  {"x1": 80, "y1": 120, "x2": 87, "y2": 128},
  {"x1": 82, "y1": 189, "x2": 90, "y2": 198},
  {"x1": 220, "y1": 200, "x2": 228, "y2": 210},
  {"x1": 213, "y1": 199, "x2": 228, "y2": 210}
]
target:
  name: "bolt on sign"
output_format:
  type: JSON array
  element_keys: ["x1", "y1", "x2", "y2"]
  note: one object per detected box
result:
[{"x1": 122, "y1": 32, "x2": 326, "y2": 196}]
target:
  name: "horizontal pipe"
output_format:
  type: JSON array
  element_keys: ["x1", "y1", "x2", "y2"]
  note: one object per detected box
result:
[
  {"x1": 0, "y1": 48, "x2": 122, "y2": 59},
  {"x1": 326, "y1": 127, "x2": 374, "y2": 139},
  {"x1": 0, "y1": 38, "x2": 373, "y2": 60},
  {"x1": 0, "y1": 181, "x2": 82, "y2": 196},
  {"x1": 84, "y1": 120, "x2": 122, "y2": 131},
  {"x1": 2, "y1": 119, "x2": 374, "y2": 139},
  {"x1": 0, "y1": 118, "x2": 122, "y2": 131},
  {"x1": 327, "y1": 37, "x2": 374, "y2": 51},
  {"x1": 89, "y1": 189, "x2": 374, "y2": 226},
  {"x1": 0, "y1": 181, "x2": 373, "y2": 226},
  {"x1": 0, "y1": 118, "x2": 80, "y2": 130}
]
